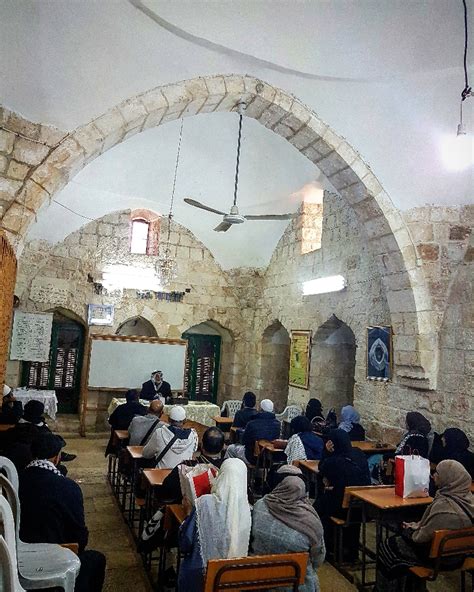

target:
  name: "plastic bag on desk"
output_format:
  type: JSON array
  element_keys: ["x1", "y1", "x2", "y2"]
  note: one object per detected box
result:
[
  {"x1": 178, "y1": 463, "x2": 218, "y2": 504},
  {"x1": 394, "y1": 454, "x2": 430, "y2": 498}
]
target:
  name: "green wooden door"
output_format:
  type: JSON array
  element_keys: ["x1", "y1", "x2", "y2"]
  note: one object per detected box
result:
[
  {"x1": 22, "y1": 320, "x2": 84, "y2": 413},
  {"x1": 182, "y1": 333, "x2": 221, "y2": 403}
]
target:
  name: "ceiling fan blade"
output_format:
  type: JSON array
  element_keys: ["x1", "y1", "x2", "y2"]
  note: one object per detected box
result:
[
  {"x1": 214, "y1": 221, "x2": 233, "y2": 232},
  {"x1": 244, "y1": 213, "x2": 297, "y2": 221},
  {"x1": 184, "y1": 198, "x2": 226, "y2": 216}
]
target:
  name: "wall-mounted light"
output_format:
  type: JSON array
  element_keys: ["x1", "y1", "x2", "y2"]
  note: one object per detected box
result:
[{"x1": 302, "y1": 275, "x2": 347, "y2": 296}]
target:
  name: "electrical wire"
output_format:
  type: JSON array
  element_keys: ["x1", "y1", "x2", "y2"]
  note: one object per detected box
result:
[
  {"x1": 461, "y1": 0, "x2": 471, "y2": 100},
  {"x1": 233, "y1": 113, "x2": 243, "y2": 207},
  {"x1": 52, "y1": 199, "x2": 96, "y2": 221}
]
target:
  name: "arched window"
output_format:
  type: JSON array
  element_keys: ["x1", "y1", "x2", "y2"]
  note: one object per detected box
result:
[
  {"x1": 129, "y1": 209, "x2": 161, "y2": 255},
  {"x1": 130, "y1": 219, "x2": 150, "y2": 254}
]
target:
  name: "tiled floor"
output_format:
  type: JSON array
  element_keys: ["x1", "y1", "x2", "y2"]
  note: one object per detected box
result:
[{"x1": 64, "y1": 437, "x2": 464, "y2": 592}]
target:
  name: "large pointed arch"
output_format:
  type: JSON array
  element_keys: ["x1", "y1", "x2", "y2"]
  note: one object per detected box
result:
[{"x1": 0, "y1": 74, "x2": 436, "y2": 387}]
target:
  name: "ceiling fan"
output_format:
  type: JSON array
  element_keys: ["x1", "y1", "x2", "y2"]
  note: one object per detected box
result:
[{"x1": 183, "y1": 103, "x2": 297, "y2": 232}]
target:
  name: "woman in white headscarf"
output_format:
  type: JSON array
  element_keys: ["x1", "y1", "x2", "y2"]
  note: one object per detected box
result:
[{"x1": 178, "y1": 458, "x2": 251, "y2": 592}]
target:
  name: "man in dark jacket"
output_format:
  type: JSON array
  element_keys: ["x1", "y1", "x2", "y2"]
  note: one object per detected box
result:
[
  {"x1": 225, "y1": 399, "x2": 281, "y2": 465},
  {"x1": 108, "y1": 389, "x2": 147, "y2": 430},
  {"x1": 19, "y1": 433, "x2": 106, "y2": 592},
  {"x1": 0, "y1": 385, "x2": 23, "y2": 424},
  {"x1": 232, "y1": 391, "x2": 258, "y2": 429},
  {"x1": 140, "y1": 370, "x2": 172, "y2": 401}
]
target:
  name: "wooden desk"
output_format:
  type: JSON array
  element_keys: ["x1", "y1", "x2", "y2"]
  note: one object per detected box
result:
[
  {"x1": 143, "y1": 468, "x2": 172, "y2": 488},
  {"x1": 352, "y1": 441, "x2": 395, "y2": 454},
  {"x1": 0, "y1": 424, "x2": 14, "y2": 432},
  {"x1": 256, "y1": 439, "x2": 288, "y2": 455},
  {"x1": 350, "y1": 486, "x2": 432, "y2": 587},
  {"x1": 163, "y1": 503, "x2": 187, "y2": 530},
  {"x1": 471, "y1": 482, "x2": 474, "y2": 493},
  {"x1": 295, "y1": 459, "x2": 319, "y2": 474},
  {"x1": 212, "y1": 416, "x2": 233, "y2": 426},
  {"x1": 127, "y1": 445, "x2": 144, "y2": 459}
]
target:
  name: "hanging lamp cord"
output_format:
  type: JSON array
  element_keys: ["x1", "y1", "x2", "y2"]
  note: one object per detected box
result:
[
  {"x1": 166, "y1": 118, "x2": 184, "y2": 245},
  {"x1": 233, "y1": 113, "x2": 243, "y2": 207},
  {"x1": 461, "y1": 0, "x2": 471, "y2": 101}
]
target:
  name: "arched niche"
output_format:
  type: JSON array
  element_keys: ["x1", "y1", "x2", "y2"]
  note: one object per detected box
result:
[
  {"x1": 182, "y1": 320, "x2": 233, "y2": 403},
  {"x1": 261, "y1": 321, "x2": 290, "y2": 413},
  {"x1": 116, "y1": 316, "x2": 158, "y2": 337},
  {"x1": 310, "y1": 315, "x2": 356, "y2": 414}
]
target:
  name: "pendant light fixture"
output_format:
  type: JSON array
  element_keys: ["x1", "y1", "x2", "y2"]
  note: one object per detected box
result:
[{"x1": 155, "y1": 118, "x2": 184, "y2": 288}]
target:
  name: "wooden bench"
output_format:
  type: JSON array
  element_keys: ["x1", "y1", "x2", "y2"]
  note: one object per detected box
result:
[
  {"x1": 204, "y1": 552, "x2": 308, "y2": 592},
  {"x1": 409, "y1": 527, "x2": 474, "y2": 591}
]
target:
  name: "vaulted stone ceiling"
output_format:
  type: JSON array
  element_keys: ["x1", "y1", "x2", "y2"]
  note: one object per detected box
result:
[{"x1": 1, "y1": 0, "x2": 472, "y2": 268}]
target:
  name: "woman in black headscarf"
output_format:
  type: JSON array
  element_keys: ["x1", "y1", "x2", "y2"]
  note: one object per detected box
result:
[
  {"x1": 431, "y1": 428, "x2": 474, "y2": 478},
  {"x1": 305, "y1": 399, "x2": 324, "y2": 423},
  {"x1": 285, "y1": 416, "x2": 324, "y2": 464},
  {"x1": 394, "y1": 412, "x2": 431, "y2": 459},
  {"x1": 315, "y1": 429, "x2": 371, "y2": 561}
]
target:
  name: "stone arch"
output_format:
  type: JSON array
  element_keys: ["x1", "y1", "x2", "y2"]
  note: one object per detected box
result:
[
  {"x1": 310, "y1": 314, "x2": 356, "y2": 413},
  {"x1": 116, "y1": 316, "x2": 158, "y2": 337},
  {"x1": 45, "y1": 306, "x2": 87, "y2": 327},
  {"x1": 0, "y1": 74, "x2": 435, "y2": 387},
  {"x1": 260, "y1": 320, "x2": 290, "y2": 413}
]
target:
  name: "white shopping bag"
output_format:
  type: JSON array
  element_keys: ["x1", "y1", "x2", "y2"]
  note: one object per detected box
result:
[
  {"x1": 178, "y1": 463, "x2": 218, "y2": 505},
  {"x1": 394, "y1": 454, "x2": 430, "y2": 498}
]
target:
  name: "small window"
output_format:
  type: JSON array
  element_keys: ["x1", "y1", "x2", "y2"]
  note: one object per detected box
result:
[{"x1": 130, "y1": 219, "x2": 149, "y2": 254}]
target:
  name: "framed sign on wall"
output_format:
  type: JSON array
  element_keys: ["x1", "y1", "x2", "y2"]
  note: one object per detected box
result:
[
  {"x1": 87, "y1": 304, "x2": 114, "y2": 326},
  {"x1": 367, "y1": 325, "x2": 392, "y2": 381},
  {"x1": 289, "y1": 330, "x2": 312, "y2": 389}
]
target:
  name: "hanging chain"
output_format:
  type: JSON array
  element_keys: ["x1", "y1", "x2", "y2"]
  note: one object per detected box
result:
[
  {"x1": 165, "y1": 118, "x2": 184, "y2": 246},
  {"x1": 233, "y1": 113, "x2": 243, "y2": 207}
]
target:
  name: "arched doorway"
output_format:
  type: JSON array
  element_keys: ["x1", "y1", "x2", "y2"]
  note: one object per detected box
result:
[
  {"x1": 310, "y1": 315, "x2": 356, "y2": 414},
  {"x1": 21, "y1": 309, "x2": 85, "y2": 413},
  {"x1": 116, "y1": 316, "x2": 158, "y2": 337},
  {"x1": 182, "y1": 321, "x2": 227, "y2": 403},
  {"x1": 261, "y1": 321, "x2": 290, "y2": 413}
]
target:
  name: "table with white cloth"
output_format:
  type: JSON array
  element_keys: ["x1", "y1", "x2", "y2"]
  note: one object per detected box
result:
[
  {"x1": 107, "y1": 398, "x2": 220, "y2": 427},
  {"x1": 12, "y1": 388, "x2": 58, "y2": 420}
]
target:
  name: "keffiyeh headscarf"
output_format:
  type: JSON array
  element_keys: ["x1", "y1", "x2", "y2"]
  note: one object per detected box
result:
[{"x1": 195, "y1": 458, "x2": 251, "y2": 569}]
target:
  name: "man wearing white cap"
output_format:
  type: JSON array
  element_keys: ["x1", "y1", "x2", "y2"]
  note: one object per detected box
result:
[
  {"x1": 225, "y1": 399, "x2": 281, "y2": 465},
  {"x1": 0, "y1": 385, "x2": 23, "y2": 424},
  {"x1": 142, "y1": 405, "x2": 198, "y2": 469}
]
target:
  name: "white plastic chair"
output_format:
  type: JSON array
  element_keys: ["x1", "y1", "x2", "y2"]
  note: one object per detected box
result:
[
  {"x1": 0, "y1": 474, "x2": 81, "y2": 591},
  {"x1": 0, "y1": 506, "x2": 26, "y2": 592},
  {"x1": 220, "y1": 400, "x2": 242, "y2": 419},
  {"x1": 275, "y1": 405, "x2": 303, "y2": 423},
  {"x1": 0, "y1": 456, "x2": 19, "y2": 492}
]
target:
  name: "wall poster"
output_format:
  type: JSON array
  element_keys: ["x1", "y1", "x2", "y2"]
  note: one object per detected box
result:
[
  {"x1": 87, "y1": 304, "x2": 114, "y2": 326},
  {"x1": 10, "y1": 311, "x2": 53, "y2": 362},
  {"x1": 289, "y1": 330, "x2": 312, "y2": 389},
  {"x1": 367, "y1": 325, "x2": 392, "y2": 381}
]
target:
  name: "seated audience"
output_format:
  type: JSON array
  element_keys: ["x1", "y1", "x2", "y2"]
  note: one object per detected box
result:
[
  {"x1": 305, "y1": 398, "x2": 336, "y2": 433},
  {"x1": 108, "y1": 389, "x2": 147, "y2": 430},
  {"x1": 338, "y1": 404, "x2": 366, "y2": 441},
  {"x1": 140, "y1": 370, "x2": 172, "y2": 402},
  {"x1": 2, "y1": 400, "x2": 63, "y2": 470},
  {"x1": 178, "y1": 458, "x2": 251, "y2": 592},
  {"x1": 142, "y1": 405, "x2": 198, "y2": 468},
  {"x1": 430, "y1": 427, "x2": 474, "y2": 479},
  {"x1": 285, "y1": 415, "x2": 324, "y2": 464},
  {"x1": 315, "y1": 428, "x2": 371, "y2": 561},
  {"x1": 252, "y1": 466, "x2": 326, "y2": 592},
  {"x1": 160, "y1": 426, "x2": 225, "y2": 503},
  {"x1": 232, "y1": 391, "x2": 258, "y2": 429},
  {"x1": 128, "y1": 399, "x2": 164, "y2": 445},
  {"x1": 393, "y1": 411, "x2": 432, "y2": 459},
  {"x1": 375, "y1": 460, "x2": 474, "y2": 592},
  {"x1": 19, "y1": 433, "x2": 106, "y2": 592},
  {"x1": 225, "y1": 398, "x2": 280, "y2": 465},
  {"x1": 0, "y1": 385, "x2": 23, "y2": 424}
]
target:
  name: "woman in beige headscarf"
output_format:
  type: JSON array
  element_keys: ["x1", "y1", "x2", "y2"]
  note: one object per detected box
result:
[{"x1": 375, "y1": 459, "x2": 474, "y2": 592}]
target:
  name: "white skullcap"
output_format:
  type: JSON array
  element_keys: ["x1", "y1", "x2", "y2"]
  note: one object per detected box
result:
[
  {"x1": 169, "y1": 405, "x2": 186, "y2": 422},
  {"x1": 260, "y1": 399, "x2": 274, "y2": 413},
  {"x1": 3, "y1": 385, "x2": 12, "y2": 397}
]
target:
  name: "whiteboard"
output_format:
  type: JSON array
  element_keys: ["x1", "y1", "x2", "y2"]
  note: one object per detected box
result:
[
  {"x1": 88, "y1": 337, "x2": 187, "y2": 389},
  {"x1": 10, "y1": 311, "x2": 53, "y2": 362}
]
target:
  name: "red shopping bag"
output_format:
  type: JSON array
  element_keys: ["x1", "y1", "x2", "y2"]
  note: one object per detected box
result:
[{"x1": 394, "y1": 454, "x2": 430, "y2": 498}]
